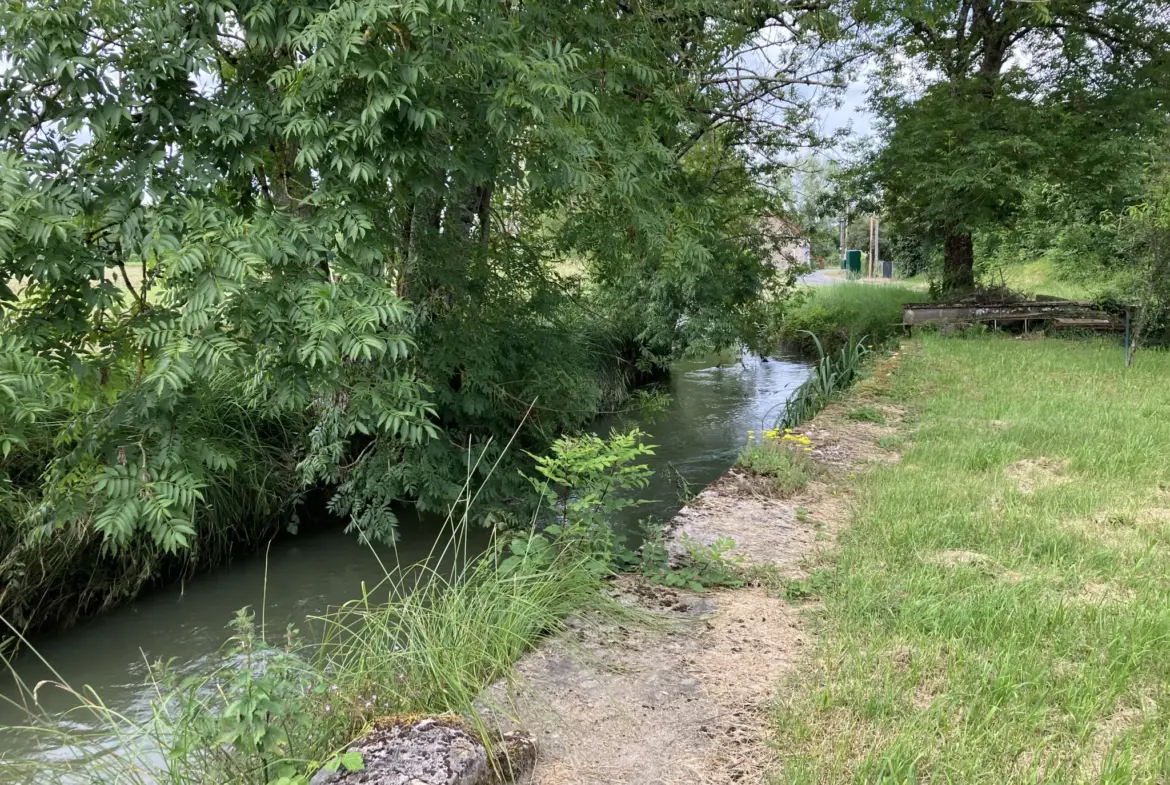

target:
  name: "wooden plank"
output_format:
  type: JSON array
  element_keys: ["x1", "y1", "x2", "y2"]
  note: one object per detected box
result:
[{"x1": 903, "y1": 300, "x2": 1118, "y2": 329}]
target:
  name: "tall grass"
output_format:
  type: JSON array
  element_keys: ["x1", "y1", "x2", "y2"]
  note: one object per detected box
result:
[
  {"x1": 0, "y1": 430, "x2": 647, "y2": 784},
  {"x1": 0, "y1": 522, "x2": 613, "y2": 785},
  {"x1": 774, "y1": 334, "x2": 1170, "y2": 782},
  {"x1": 778, "y1": 283, "x2": 928, "y2": 355}
]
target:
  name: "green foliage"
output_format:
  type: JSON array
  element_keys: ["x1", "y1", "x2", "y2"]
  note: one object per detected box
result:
[
  {"x1": 0, "y1": 374, "x2": 305, "y2": 638},
  {"x1": 737, "y1": 440, "x2": 818, "y2": 497},
  {"x1": 1120, "y1": 151, "x2": 1170, "y2": 351},
  {"x1": 778, "y1": 569, "x2": 831, "y2": 603},
  {"x1": 0, "y1": 0, "x2": 847, "y2": 627},
  {"x1": 778, "y1": 283, "x2": 926, "y2": 355},
  {"x1": 781, "y1": 333, "x2": 872, "y2": 429},
  {"x1": 846, "y1": 406, "x2": 887, "y2": 425},
  {"x1": 628, "y1": 524, "x2": 745, "y2": 592},
  {"x1": 6, "y1": 428, "x2": 657, "y2": 783},
  {"x1": 151, "y1": 610, "x2": 339, "y2": 785},
  {"x1": 859, "y1": 0, "x2": 1170, "y2": 291}
]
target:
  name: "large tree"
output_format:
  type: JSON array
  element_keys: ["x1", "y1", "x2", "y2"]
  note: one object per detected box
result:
[
  {"x1": 0, "y1": 0, "x2": 847, "y2": 627},
  {"x1": 857, "y1": 0, "x2": 1170, "y2": 291}
]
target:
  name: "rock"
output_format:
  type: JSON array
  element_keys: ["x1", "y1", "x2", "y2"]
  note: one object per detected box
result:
[
  {"x1": 490, "y1": 731, "x2": 537, "y2": 783},
  {"x1": 309, "y1": 717, "x2": 535, "y2": 785}
]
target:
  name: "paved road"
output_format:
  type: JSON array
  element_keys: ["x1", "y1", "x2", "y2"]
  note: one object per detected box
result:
[{"x1": 799, "y1": 269, "x2": 845, "y2": 287}]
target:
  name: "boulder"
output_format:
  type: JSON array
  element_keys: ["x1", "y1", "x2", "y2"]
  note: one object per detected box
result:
[{"x1": 309, "y1": 717, "x2": 534, "y2": 785}]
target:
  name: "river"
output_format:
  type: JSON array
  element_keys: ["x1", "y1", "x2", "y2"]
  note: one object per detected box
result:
[{"x1": 0, "y1": 351, "x2": 808, "y2": 765}]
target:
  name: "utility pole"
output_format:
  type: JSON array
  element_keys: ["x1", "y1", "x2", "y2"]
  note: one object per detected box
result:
[
  {"x1": 840, "y1": 214, "x2": 847, "y2": 265},
  {"x1": 867, "y1": 215, "x2": 876, "y2": 277},
  {"x1": 874, "y1": 214, "x2": 881, "y2": 278}
]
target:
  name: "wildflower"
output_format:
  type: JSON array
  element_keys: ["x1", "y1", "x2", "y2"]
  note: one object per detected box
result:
[{"x1": 325, "y1": 704, "x2": 331, "y2": 713}]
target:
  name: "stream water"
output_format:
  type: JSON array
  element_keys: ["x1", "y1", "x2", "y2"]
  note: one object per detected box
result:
[{"x1": 0, "y1": 351, "x2": 808, "y2": 766}]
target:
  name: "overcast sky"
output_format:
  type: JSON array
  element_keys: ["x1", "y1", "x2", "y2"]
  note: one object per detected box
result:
[{"x1": 824, "y1": 78, "x2": 874, "y2": 139}]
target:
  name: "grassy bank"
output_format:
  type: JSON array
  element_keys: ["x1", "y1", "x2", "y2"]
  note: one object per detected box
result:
[
  {"x1": 774, "y1": 334, "x2": 1170, "y2": 782},
  {"x1": 1, "y1": 429, "x2": 661, "y2": 784},
  {"x1": 778, "y1": 283, "x2": 928, "y2": 355},
  {"x1": 989, "y1": 258, "x2": 1099, "y2": 301}
]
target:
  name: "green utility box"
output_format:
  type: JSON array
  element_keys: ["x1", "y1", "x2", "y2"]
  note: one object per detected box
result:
[{"x1": 845, "y1": 249, "x2": 862, "y2": 274}]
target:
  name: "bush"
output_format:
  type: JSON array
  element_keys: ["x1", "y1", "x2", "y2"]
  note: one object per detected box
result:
[{"x1": 777, "y1": 283, "x2": 928, "y2": 355}]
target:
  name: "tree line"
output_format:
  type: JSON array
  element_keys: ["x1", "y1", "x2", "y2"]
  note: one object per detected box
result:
[{"x1": 2, "y1": 0, "x2": 1168, "y2": 634}]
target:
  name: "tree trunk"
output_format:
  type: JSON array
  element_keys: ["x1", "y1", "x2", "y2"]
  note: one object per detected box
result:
[{"x1": 943, "y1": 230, "x2": 975, "y2": 293}]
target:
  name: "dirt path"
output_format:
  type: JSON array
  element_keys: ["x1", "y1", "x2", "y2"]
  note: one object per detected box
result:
[{"x1": 482, "y1": 361, "x2": 904, "y2": 784}]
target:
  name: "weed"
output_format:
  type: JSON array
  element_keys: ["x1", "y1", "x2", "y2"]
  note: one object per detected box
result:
[
  {"x1": 846, "y1": 406, "x2": 887, "y2": 425},
  {"x1": 796, "y1": 507, "x2": 810, "y2": 522},
  {"x1": 877, "y1": 434, "x2": 906, "y2": 450},
  {"x1": 624, "y1": 524, "x2": 745, "y2": 591},
  {"x1": 780, "y1": 570, "x2": 831, "y2": 603},
  {"x1": 780, "y1": 333, "x2": 871, "y2": 429},
  {"x1": 737, "y1": 441, "x2": 817, "y2": 497}
]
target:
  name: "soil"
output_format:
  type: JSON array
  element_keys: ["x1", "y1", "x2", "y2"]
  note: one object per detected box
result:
[{"x1": 479, "y1": 373, "x2": 903, "y2": 784}]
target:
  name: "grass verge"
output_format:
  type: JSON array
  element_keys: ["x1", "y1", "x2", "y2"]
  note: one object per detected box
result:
[
  {"x1": 778, "y1": 283, "x2": 929, "y2": 356},
  {"x1": 774, "y1": 333, "x2": 1170, "y2": 783},
  {"x1": 987, "y1": 258, "x2": 1099, "y2": 301}
]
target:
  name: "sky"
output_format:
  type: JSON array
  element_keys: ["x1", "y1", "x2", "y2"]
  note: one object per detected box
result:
[{"x1": 824, "y1": 78, "x2": 875, "y2": 139}]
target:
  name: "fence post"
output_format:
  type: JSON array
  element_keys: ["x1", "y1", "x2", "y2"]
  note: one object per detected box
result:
[{"x1": 1125, "y1": 308, "x2": 1132, "y2": 367}]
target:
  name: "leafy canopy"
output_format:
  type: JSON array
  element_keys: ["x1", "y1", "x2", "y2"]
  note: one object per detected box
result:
[{"x1": 0, "y1": 0, "x2": 846, "y2": 561}]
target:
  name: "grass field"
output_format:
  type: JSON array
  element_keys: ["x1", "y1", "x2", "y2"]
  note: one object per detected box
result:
[{"x1": 774, "y1": 334, "x2": 1170, "y2": 783}]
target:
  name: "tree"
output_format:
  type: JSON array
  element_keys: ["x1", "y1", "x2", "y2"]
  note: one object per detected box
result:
[
  {"x1": 857, "y1": 0, "x2": 1170, "y2": 292},
  {"x1": 0, "y1": 0, "x2": 849, "y2": 627}
]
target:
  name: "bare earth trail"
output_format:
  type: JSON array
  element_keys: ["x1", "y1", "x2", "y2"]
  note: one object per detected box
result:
[{"x1": 482, "y1": 358, "x2": 906, "y2": 784}]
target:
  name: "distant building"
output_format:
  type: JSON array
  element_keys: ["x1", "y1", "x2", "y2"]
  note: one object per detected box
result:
[{"x1": 762, "y1": 216, "x2": 812, "y2": 270}]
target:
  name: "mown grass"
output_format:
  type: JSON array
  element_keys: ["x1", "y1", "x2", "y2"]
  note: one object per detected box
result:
[
  {"x1": 778, "y1": 283, "x2": 929, "y2": 355},
  {"x1": 774, "y1": 334, "x2": 1170, "y2": 783}
]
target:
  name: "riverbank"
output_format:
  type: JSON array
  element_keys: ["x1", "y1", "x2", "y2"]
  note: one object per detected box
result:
[
  {"x1": 0, "y1": 354, "x2": 811, "y2": 781},
  {"x1": 472, "y1": 352, "x2": 905, "y2": 783},
  {"x1": 773, "y1": 334, "x2": 1170, "y2": 781}
]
